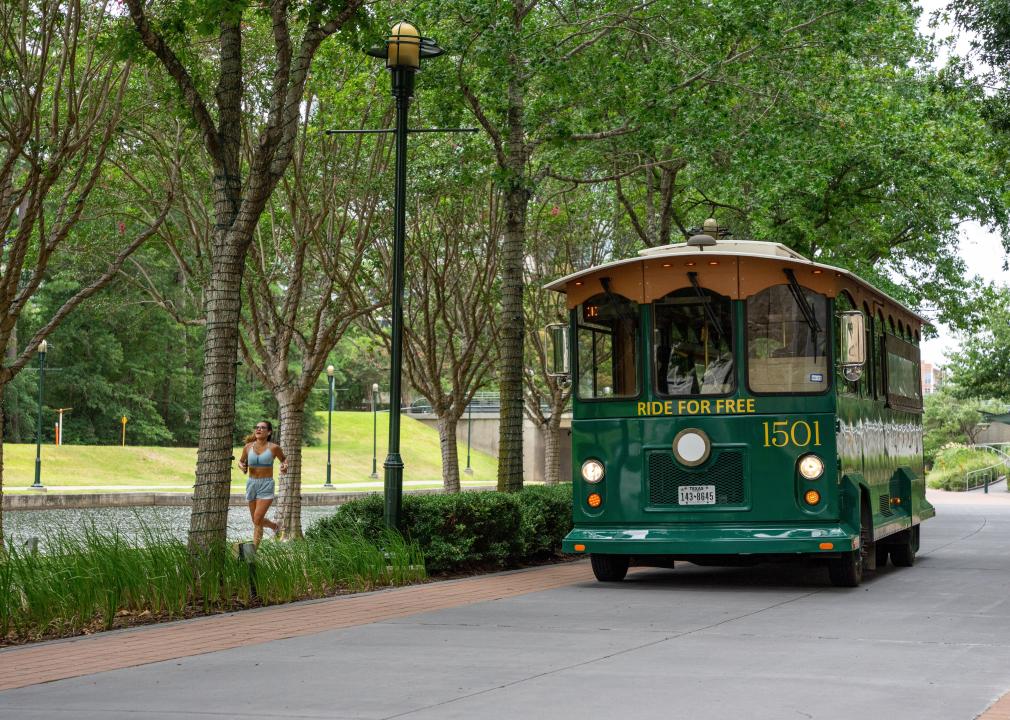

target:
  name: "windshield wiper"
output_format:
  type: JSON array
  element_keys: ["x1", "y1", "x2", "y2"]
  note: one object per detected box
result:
[
  {"x1": 782, "y1": 268, "x2": 821, "y2": 336},
  {"x1": 687, "y1": 272, "x2": 724, "y2": 342}
]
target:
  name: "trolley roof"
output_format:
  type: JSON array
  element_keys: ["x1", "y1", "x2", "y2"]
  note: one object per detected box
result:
[{"x1": 545, "y1": 239, "x2": 930, "y2": 332}]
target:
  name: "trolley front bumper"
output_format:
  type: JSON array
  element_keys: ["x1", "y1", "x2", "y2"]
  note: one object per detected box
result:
[{"x1": 563, "y1": 523, "x2": 859, "y2": 556}]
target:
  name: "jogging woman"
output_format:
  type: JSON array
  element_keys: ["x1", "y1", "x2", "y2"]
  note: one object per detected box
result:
[{"x1": 238, "y1": 420, "x2": 288, "y2": 546}]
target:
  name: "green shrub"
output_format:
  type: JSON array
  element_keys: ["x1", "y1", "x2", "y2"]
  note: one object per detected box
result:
[
  {"x1": 927, "y1": 445, "x2": 1004, "y2": 491},
  {"x1": 307, "y1": 484, "x2": 574, "y2": 574}
]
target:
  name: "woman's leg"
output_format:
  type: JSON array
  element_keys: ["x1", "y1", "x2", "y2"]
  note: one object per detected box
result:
[
  {"x1": 253, "y1": 499, "x2": 278, "y2": 544},
  {"x1": 248, "y1": 500, "x2": 262, "y2": 546}
]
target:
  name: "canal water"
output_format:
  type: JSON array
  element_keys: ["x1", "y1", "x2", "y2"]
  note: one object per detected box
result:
[{"x1": 4, "y1": 506, "x2": 339, "y2": 549}]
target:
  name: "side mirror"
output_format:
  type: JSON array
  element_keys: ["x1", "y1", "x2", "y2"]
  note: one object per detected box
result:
[
  {"x1": 838, "y1": 310, "x2": 865, "y2": 381},
  {"x1": 545, "y1": 323, "x2": 570, "y2": 378}
]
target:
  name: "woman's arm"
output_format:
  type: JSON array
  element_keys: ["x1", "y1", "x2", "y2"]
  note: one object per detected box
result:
[
  {"x1": 238, "y1": 444, "x2": 249, "y2": 474},
  {"x1": 274, "y1": 444, "x2": 288, "y2": 474}
]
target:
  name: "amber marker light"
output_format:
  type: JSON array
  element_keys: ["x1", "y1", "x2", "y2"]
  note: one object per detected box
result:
[
  {"x1": 662, "y1": 263, "x2": 672, "y2": 268},
  {"x1": 686, "y1": 261, "x2": 696, "y2": 267},
  {"x1": 812, "y1": 269, "x2": 823, "y2": 274},
  {"x1": 574, "y1": 544, "x2": 586, "y2": 552},
  {"x1": 708, "y1": 260, "x2": 719, "y2": 266},
  {"x1": 819, "y1": 542, "x2": 834, "y2": 550},
  {"x1": 587, "y1": 493, "x2": 602, "y2": 508},
  {"x1": 574, "y1": 281, "x2": 583, "y2": 286},
  {"x1": 804, "y1": 490, "x2": 821, "y2": 506}
]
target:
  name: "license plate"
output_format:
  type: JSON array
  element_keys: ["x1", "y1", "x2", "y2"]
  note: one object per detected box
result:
[{"x1": 678, "y1": 485, "x2": 716, "y2": 505}]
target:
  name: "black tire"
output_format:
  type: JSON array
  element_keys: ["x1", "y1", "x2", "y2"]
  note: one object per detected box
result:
[
  {"x1": 875, "y1": 543, "x2": 889, "y2": 568},
  {"x1": 890, "y1": 526, "x2": 918, "y2": 567},
  {"x1": 829, "y1": 500, "x2": 869, "y2": 587},
  {"x1": 590, "y1": 554, "x2": 630, "y2": 582},
  {"x1": 828, "y1": 549, "x2": 864, "y2": 587}
]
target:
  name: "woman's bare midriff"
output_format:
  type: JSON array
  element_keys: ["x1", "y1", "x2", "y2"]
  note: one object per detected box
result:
[{"x1": 248, "y1": 468, "x2": 273, "y2": 479}]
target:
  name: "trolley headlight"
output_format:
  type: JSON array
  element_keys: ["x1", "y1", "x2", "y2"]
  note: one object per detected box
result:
[
  {"x1": 798, "y1": 454, "x2": 825, "y2": 480},
  {"x1": 581, "y1": 459, "x2": 605, "y2": 484}
]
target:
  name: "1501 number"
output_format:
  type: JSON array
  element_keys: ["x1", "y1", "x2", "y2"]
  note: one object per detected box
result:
[{"x1": 762, "y1": 420, "x2": 822, "y2": 448}]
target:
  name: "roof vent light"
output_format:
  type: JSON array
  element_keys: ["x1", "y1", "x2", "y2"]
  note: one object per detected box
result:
[{"x1": 687, "y1": 218, "x2": 720, "y2": 250}]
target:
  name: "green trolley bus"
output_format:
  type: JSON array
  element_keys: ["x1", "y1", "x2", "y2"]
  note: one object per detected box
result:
[{"x1": 546, "y1": 228, "x2": 933, "y2": 587}]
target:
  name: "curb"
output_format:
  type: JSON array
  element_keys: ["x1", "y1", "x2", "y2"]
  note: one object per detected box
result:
[{"x1": 2, "y1": 487, "x2": 472, "y2": 511}]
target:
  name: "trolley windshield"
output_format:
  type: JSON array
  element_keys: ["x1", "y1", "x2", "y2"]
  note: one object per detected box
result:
[
  {"x1": 747, "y1": 284, "x2": 829, "y2": 394},
  {"x1": 653, "y1": 288, "x2": 734, "y2": 396}
]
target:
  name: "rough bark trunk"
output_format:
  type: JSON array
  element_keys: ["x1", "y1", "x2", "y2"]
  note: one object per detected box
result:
[
  {"x1": 437, "y1": 415, "x2": 461, "y2": 493},
  {"x1": 188, "y1": 236, "x2": 246, "y2": 551},
  {"x1": 497, "y1": 43, "x2": 529, "y2": 494},
  {"x1": 275, "y1": 399, "x2": 305, "y2": 538},
  {"x1": 543, "y1": 412, "x2": 562, "y2": 486},
  {"x1": 497, "y1": 184, "x2": 528, "y2": 493}
]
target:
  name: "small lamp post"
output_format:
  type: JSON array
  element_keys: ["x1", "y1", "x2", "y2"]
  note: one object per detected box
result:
[
  {"x1": 366, "y1": 22, "x2": 444, "y2": 529},
  {"x1": 371, "y1": 383, "x2": 380, "y2": 479},
  {"x1": 371, "y1": 381, "x2": 379, "y2": 476},
  {"x1": 464, "y1": 399, "x2": 473, "y2": 475},
  {"x1": 324, "y1": 365, "x2": 335, "y2": 488},
  {"x1": 31, "y1": 339, "x2": 47, "y2": 490}
]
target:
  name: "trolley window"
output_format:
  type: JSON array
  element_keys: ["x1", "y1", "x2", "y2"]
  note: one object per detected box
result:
[
  {"x1": 884, "y1": 333, "x2": 922, "y2": 411},
  {"x1": 577, "y1": 292, "x2": 639, "y2": 399},
  {"x1": 653, "y1": 287, "x2": 734, "y2": 396},
  {"x1": 747, "y1": 284, "x2": 829, "y2": 394}
]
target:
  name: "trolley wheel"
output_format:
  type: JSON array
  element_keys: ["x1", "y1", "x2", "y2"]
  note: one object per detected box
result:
[
  {"x1": 828, "y1": 549, "x2": 864, "y2": 587},
  {"x1": 590, "y1": 554, "x2": 630, "y2": 582},
  {"x1": 890, "y1": 526, "x2": 919, "y2": 567},
  {"x1": 875, "y1": 543, "x2": 889, "y2": 568}
]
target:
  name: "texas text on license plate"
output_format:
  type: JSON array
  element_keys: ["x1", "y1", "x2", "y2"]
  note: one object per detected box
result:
[{"x1": 678, "y1": 485, "x2": 716, "y2": 505}]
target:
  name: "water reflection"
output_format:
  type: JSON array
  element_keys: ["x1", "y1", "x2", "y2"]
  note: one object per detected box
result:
[{"x1": 5, "y1": 506, "x2": 338, "y2": 549}]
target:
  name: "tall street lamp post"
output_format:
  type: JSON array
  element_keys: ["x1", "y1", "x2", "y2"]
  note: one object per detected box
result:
[
  {"x1": 370, "y1": 382, "x2": 379, "y2": 479},
  {"x1": 324, "y1": 364, "x2": 335, "y2": 488},
  {"x1": 366, "y1": 22, "x2": 445, "y2": 529},
  {"x1": 31, "y1": 339, "x2": 47, "y2": 490}
]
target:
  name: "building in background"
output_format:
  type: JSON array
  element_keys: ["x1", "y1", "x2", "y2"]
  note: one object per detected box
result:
[{"x1": 921, "y1": 362, "x2": 944, "y2": 395}]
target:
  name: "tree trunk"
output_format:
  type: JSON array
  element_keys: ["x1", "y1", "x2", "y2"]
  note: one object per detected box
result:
[
  {"x1": 188, "y1": 238, "x2": 246, "y2": 551},
  {"x1": 497, "y1": 183, "x2": 528, "y2": 493},
  {"x1": 437, "y1": 415, "x2": 461, "y2": 493},
  {"x1": 275, "y1": 398, "x2": 305, "y2": 538},
  {"x1": 543, "y1": 412, "x2": 562, "y2": 486}
]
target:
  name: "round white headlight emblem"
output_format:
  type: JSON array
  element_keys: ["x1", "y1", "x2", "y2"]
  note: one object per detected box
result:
[
  {"x1": 673, "y1": 428, "x2": 710, "y2": 467},
  {"x1": 581, "y1": 459, "x2": 605, "y2": 483},
  {"x1": 798, "y1": 454, "x2": 825, "y2": 480}
]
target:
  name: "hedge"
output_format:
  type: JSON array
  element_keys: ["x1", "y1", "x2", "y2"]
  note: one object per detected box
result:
[{"x1": 306, "y1": 484, "x2": 574, "y2": 574}]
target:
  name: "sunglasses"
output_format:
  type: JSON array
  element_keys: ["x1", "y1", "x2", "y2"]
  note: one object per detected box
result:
[{"x1": 254, "y1": 426, "x2": 269, "y2": 430}]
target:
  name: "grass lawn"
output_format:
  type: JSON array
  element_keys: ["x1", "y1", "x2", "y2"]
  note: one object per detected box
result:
[{"x1": 4, "y1": 411, "x2": 497, "y2": 493}]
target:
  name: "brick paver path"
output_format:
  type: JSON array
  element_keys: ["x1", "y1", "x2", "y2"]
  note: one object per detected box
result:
[
  {"x1": 0, "y1": 560, "x2": 594, "y2": 692},
  {"x1": 980, "y1": 695, "x2": 1010, "y2": 720}
]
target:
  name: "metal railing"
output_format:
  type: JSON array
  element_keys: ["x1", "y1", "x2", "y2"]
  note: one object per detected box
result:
[
  {"x1": 406, "y1": 391, "x2": 501, "y2": 415},
  {"x1": 966, "y1": 444, "x2": 1010, "y2": 492}
]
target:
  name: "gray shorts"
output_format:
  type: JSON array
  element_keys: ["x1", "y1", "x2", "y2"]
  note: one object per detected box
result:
[{"x1": 246, "y1": 477, "x2": 275, "y2": 501}]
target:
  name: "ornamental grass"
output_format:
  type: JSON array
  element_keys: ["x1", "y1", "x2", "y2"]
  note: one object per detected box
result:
[{"x1": 0, "y1": 521, "x2": 424, "y2": 644}]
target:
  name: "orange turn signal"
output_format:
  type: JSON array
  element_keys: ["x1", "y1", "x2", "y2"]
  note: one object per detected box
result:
[
  {"x1": 587, "y1": 493, "x2": 602, "y2": 508},
  {"x1": 804, "y1": 490, "x2": 821, "y2": 506},
  {"x1": 819, "y1": 542, "x2": 834, "y2": 550},
  {"x1": 574, "y1": 544, "x2": 586, "y2": 552}
]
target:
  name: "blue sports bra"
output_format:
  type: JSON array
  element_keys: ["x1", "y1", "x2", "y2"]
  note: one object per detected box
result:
[{"x1": 247, "y1": 445, "x2": 275, "y2": 468}]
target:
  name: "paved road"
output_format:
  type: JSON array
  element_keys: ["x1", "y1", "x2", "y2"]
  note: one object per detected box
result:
[{"x1": 2, "y1": 490, "x2": 1010, "y2": 719}]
